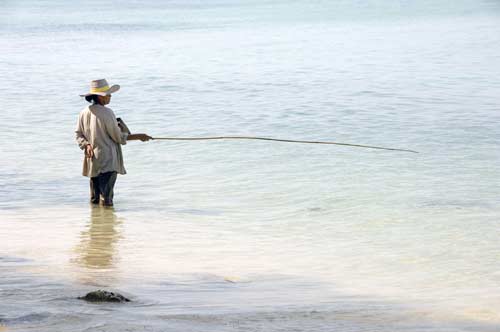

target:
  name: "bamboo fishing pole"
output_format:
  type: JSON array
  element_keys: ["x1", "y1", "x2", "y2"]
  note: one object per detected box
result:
[{"x1": 151, "y1": 136, "x2": 418, "y2": 153}]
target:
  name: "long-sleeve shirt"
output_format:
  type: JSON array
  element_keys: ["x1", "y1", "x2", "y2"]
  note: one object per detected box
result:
[{"x1": 75, "y1": 104, "x2": 128, "y2": 178}]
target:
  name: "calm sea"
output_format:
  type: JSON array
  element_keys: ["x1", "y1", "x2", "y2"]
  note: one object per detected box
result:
[{"x1": 1, "y1": 1, "x2": 499, "y2": 331}]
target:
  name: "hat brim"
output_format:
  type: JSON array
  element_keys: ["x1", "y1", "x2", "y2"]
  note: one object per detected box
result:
[{"x1": 80, "y1": 84, "x2": 120, "y2": 97}]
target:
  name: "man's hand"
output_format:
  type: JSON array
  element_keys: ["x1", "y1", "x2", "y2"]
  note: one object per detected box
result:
[
  {"x1": 138, "y1": 134, "x2": 152, "y2": 142},
  {"x1": 85, "y1": 144, "x2": 94, "y2": 158}
]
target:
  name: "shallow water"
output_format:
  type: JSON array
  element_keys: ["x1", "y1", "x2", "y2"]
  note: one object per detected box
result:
[{"x1": 1, "y1": 1, "x2": 500, "y2": 331}]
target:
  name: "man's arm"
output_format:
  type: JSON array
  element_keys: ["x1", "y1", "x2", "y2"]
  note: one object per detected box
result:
[
  {"x1": 75, "y1": 113, "x2": 94, "y2": 158},
  {"x1": 75, "y1": 115, "x2": 89, "y2": 150},
  {"x1": 127, "y1": 133, "x2": 152, "y2": 141}
]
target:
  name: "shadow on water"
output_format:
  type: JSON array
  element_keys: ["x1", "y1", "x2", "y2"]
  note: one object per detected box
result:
[{"x1": 73, "y1": 206, "x2": 123, "y2": 282}]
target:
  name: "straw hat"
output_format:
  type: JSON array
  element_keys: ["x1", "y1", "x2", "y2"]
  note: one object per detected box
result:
[{"x1": 80, "y1": 79, "x2": 120, "y2": 97}]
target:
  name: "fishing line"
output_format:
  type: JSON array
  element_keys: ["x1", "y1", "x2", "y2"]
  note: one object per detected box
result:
[{"x1": 151, "y1": 136, "x2": 418, "y2": 153}]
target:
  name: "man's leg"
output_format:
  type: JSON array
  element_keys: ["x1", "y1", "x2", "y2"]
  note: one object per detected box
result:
[
  {"x1": 99, "y1": 171, "x2": 117, "y2": 206},
  {"x1": 89, "y1": 176, "x2": 101, "y2": 204}
]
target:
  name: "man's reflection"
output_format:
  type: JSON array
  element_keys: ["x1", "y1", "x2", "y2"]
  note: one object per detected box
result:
[{"x1": 76, "y1": 206, "x2": 121, "y2": 269}]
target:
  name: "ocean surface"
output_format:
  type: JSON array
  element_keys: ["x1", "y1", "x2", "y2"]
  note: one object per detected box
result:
[{"x1": 1, "y1": 0, "x2": 499, "y2": 331}]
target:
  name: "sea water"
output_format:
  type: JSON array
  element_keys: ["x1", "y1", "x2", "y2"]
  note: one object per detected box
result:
[{"x1": 0, "y1": 1, "x2": 499, "y2": 331}]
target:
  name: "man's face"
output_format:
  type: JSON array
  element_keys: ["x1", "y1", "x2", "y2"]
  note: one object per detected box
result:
[{"x1": 98, "y1": 95, "x2": 111, "y2": 105}]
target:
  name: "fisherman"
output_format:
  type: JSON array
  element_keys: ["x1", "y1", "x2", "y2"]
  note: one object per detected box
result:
[{"x1": 75, "y1": 79, "x2": 152, "y2": 206}]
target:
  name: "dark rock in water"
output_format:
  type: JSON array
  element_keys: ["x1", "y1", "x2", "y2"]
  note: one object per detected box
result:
[{"x1": 78, "y1": 290, "x2": 130, "y2": 303}]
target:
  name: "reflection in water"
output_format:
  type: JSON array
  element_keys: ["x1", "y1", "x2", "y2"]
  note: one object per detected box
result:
[{"x1": 75, "y1": 206, "x2": 122, "y2": 270}]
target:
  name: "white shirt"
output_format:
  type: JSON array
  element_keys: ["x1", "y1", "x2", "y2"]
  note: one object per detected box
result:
[{"x1": 75, "y1": 104, "x2": 128, "y2": 178}]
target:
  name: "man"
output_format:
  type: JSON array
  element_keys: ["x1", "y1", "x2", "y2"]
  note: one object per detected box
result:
[{"x1": 76, "y1": 79, "x2": 152, "y2": 206}]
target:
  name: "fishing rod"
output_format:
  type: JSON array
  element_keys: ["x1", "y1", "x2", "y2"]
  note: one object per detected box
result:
[{"x1": 151, "y1": 136, "x2": 418, "y2": 153}]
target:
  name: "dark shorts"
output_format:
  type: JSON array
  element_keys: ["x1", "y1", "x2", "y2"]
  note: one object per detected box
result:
[{"x1": 90, "y1": 171, "x2": 117, "y2": 206}]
